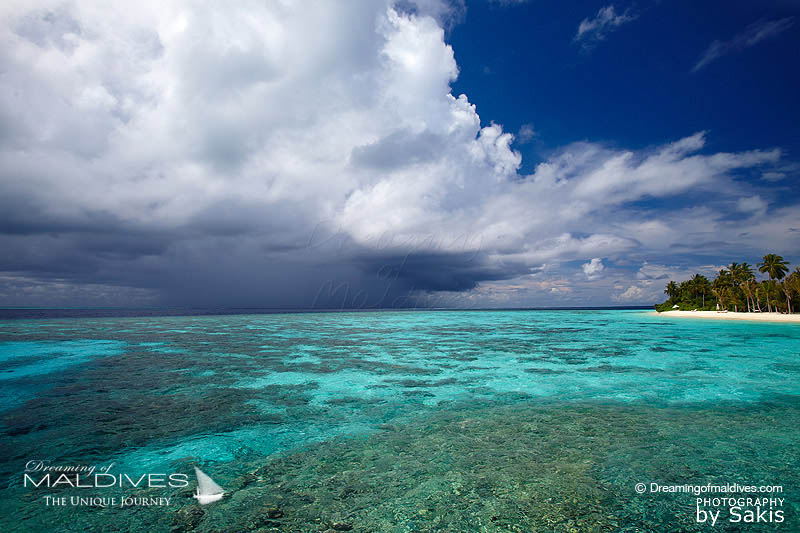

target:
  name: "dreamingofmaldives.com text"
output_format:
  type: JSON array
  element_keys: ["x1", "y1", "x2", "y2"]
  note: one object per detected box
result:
[{"x1": 642, "y1": 482, "x2": 782, "y2": 495}]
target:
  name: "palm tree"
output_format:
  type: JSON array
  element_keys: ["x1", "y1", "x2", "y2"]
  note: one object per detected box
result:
[
  {"x1": 741, "y1": 279, "x2": 756, "y2": 312},
  {"x1": 728, "y1": 263, "x2": 756, "y2": 312},
  {"x1": 712, "y1": 272, "x2": 732, "y2": 310},
  {"x1": 691, "y1": 274, "x2": 710, "y2": 307},
  {"x1": 728, "y1": 263, "x2": 740, "y2": 284},
  {"x1": 737, "y1": 263, "x2": 755, "y2": 311},
  {"x1": 763, "y1": 280, "x2": 780, "y2": 313},
  {"x1": 739, "y1": 262, "x2": 754, "y2": 280},
  {"x1": 755, "y1": 283, "x2": 767, "y2": 313},
  {"x1": 787, "y1": 269, "x2": 800, "y2": 314},
  {"x1": 664, "y1": 281, "x2": 678, "y2": 301},
  {"x1": 678, "y1": 280, "x2": 691, "y2": 301},
  {"x1": 780, "y1": 279, "x2": 793, "y2": 314},
  {"x1": 759, "y1": 254, "x2": 789, "y2": 281},
  {"x1": 712, "y1": 286, "x2": 728, "y2": 311}
]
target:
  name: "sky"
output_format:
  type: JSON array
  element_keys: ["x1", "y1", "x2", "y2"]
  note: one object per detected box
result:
[{"x1": 0, "y1": 0, "x2": 798, "y2": 309}]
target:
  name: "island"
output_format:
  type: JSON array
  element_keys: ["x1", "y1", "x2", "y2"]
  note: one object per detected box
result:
[{"x1": 653, "y1": 254, "x2": 800, "y2": 322}]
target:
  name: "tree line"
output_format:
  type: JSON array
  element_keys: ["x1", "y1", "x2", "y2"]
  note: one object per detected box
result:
[{"x1": 655, "y1": 254, "x2": 800, "y2": 313}]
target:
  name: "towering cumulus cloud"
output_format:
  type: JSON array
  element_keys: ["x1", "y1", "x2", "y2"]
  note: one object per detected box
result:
[{"x1": 0, "y1": 1, "x2": 794, "y2": 307}]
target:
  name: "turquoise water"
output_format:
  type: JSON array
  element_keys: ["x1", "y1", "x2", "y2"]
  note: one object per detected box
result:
[{"x1": 1, "y1": 310, "x2": 798, "y2": 531}]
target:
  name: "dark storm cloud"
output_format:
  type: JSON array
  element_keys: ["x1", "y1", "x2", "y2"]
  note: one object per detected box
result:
[
  {"x1": 353, "y1": 250, "x2": 528, "y2": 292},
  {"x1": 1, "y1": 199, "x2": 528, "y2": 308},
  {"x1": 0, "y1": 200, "x2": 126, "y2": 236}
]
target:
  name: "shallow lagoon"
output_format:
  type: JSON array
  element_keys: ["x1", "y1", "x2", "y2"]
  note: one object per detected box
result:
[{"x1": 1, "y1": 310, "x2": 798, "y2": 531}]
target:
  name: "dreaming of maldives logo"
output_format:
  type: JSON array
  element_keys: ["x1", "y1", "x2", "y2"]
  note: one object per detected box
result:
[{"x1": 23, "y1": 460, "x2": 225, "y2": 508}]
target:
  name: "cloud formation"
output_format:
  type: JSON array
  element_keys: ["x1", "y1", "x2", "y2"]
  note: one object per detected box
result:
[
  {"x1": 582, "y1": 258, "x2": 605, "y2": 279},
  {"x1": 516, "y1": 124, "x2": 535, "y2": 144},
  {"x1": 0, "y1": 1, "x2": 797, "y2": 308},
  {"x1": 574, "y1": 5, "x2": 637, "y2": 48},
  {"x1": 693, "y1": 17, "x2": 795, "y2": 72}
]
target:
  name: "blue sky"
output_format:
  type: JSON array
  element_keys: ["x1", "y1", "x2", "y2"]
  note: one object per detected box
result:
[
  {"x1": 449, "y1": 1, "x2": 800, "y2": 171},
  {"x1": 0, "y1": 0, "x2": 798, "y2": 308}
]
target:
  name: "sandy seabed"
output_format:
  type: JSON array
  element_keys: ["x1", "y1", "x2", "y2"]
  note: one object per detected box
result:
[{"x1": 651, "y1": 310, "x2": 800, "y2": 323}]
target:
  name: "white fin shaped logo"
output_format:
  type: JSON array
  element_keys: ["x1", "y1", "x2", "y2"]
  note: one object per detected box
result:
[{"x1": 193, "y1": 466, "x2": 224, "y2": 505}]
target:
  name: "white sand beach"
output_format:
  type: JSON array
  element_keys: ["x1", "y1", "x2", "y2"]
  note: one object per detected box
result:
[{"x1": 651, "y1": 310, "x2": 800, "y2": 323}]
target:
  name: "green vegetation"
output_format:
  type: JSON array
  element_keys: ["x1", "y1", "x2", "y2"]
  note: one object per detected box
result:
[{"x1": 655, "y1": 254, "x2": 800, "y2": 313}]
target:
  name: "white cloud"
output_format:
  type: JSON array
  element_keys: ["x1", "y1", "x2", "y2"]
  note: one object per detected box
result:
[
  {"x1": 575, "y1": 5, "x2": 636, "y2": 47},
  {"x1": 517, "y1": 123, "x2": 535, "y2": 144},
  {"x1": 582, "y1": 258, "x2": 605, "y2": 278},
  {"x1": 761, "y1": 171, "x2": 785, "y2": 182},
  {"x1": 737, "y1": 195, "x2": 768, "y2": 217},
  {"x1": 613, "y1": 284, "x2": 648, "y2": 303},
  {"x1": 635, "y1": 262, "x2": 722, "y2": 283},
  {"x1": 693, "y1": 17, "x2": 795, "y2": 72},
  {"x1": 761, "y1": 162, "x2": 799, "y2": 182}
]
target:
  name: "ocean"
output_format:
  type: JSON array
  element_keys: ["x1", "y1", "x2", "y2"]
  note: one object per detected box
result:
[{"x1": 1, "y1": 309, "x2": 798, "y2": 531}]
